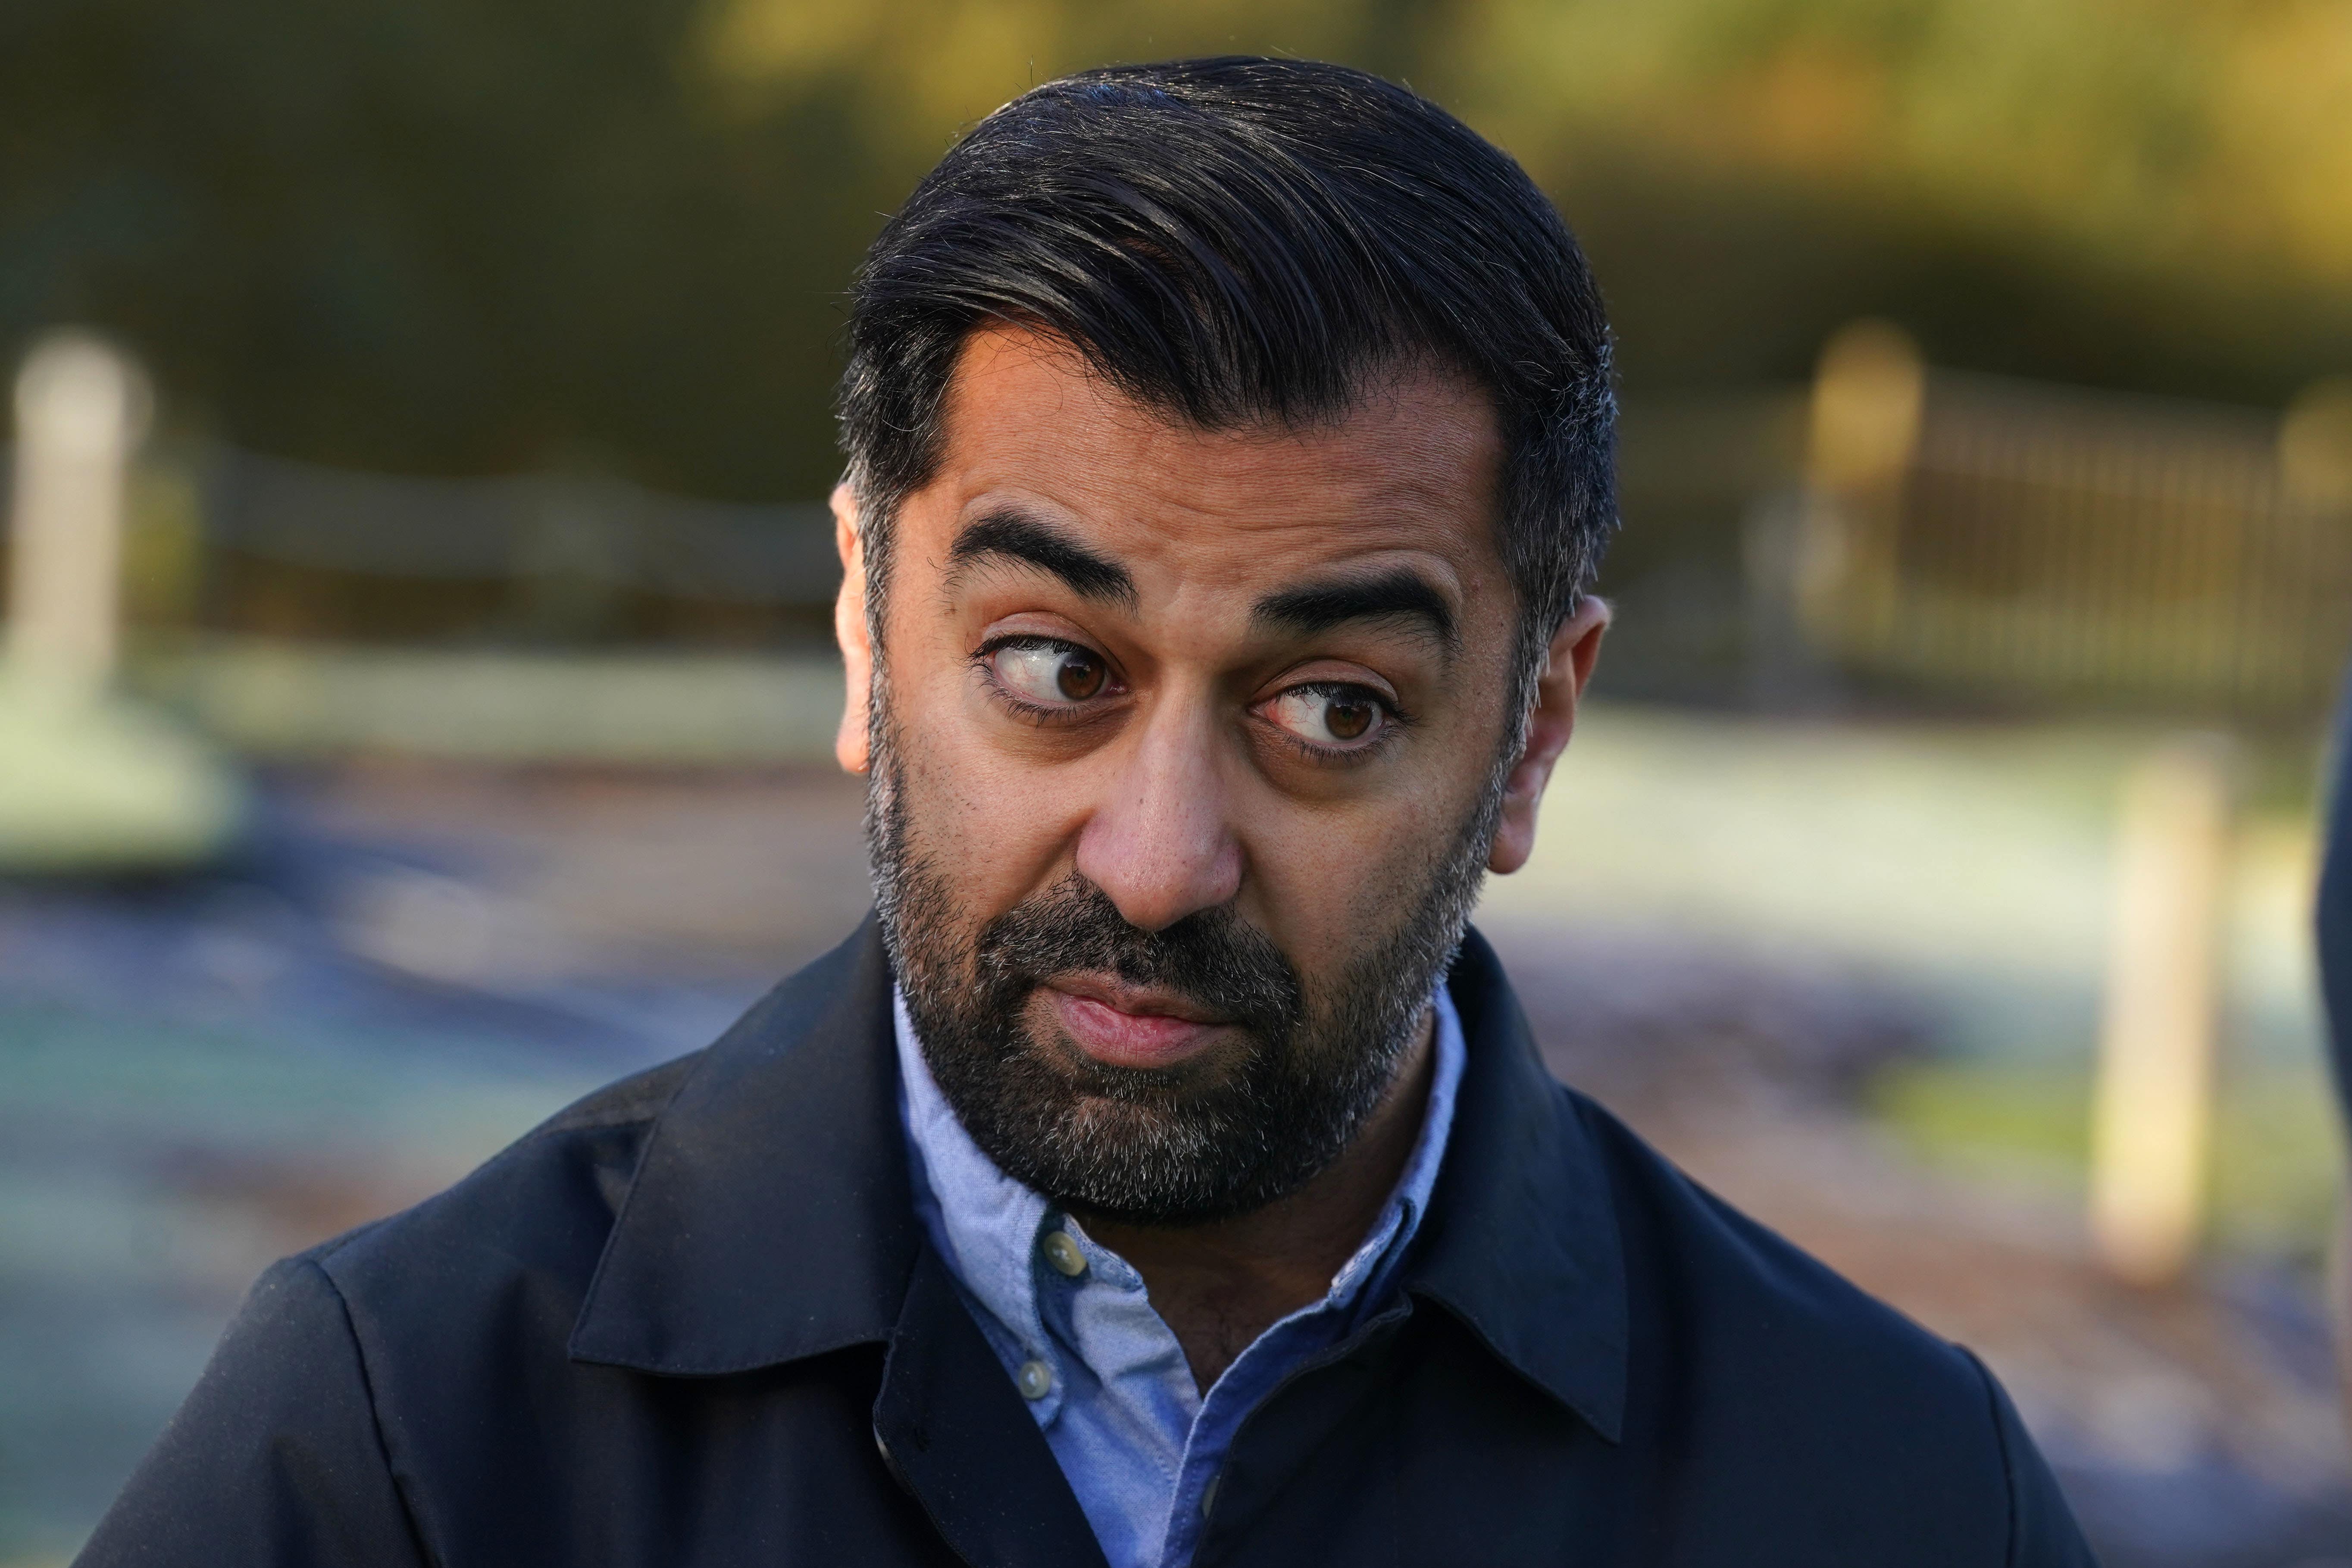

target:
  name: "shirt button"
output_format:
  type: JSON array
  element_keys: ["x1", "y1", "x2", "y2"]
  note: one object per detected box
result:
[
  {"x1": 1041, "y1": 1229, "x2": 1088, "y2": 1278},
  {"x1": 1201, "y1": 1470, "x2": 1221, "y2": 1517},
  {"x1": 1016, "y1": 1358, "x2": 1054, "y2": 1400}
]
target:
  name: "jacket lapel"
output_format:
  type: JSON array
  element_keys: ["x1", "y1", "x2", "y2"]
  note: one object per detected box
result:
[
  {"x1": 563, "y1": 913, "x2": 1625, "y2": 1559},
  {"x1": 569, "y1": 916, "x2": 1104, "y2": 1568},
  {"x1": 875, "y1": 1249, "x2": 1112, "y2": 1568},
  {"x1": 1406, "y1": 928, "x2": 1630, "y2": 1443},
  {"x1": 570, "y1": 916, "x2": 918, "y2": 1373}
]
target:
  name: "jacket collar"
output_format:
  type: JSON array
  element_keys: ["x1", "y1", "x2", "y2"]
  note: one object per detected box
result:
[
  {"x1": 1406, "y1": 927, "x2": 1629, "y2": 1443},
  {"x1": 571, "y1": 915, "x2": 916, "y2": 1372},
  {"x1": 571, "y1": 917, "x2": 1630, "y2": 1446}
]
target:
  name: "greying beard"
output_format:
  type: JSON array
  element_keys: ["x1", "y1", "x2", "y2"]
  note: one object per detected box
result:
[{"x1": 864, "y1": 663, "x2": 1508, "y2": 1224}]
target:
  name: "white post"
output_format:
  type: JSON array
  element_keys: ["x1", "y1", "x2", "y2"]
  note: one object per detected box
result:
[
  {"x1": 2280, "y1": 375, "x2": 2352, "y2": 511},
  {"x1": 6, "y1": 332, "x2": 150, "y2": 702},
  {"x1": 1798, "y1": 320, "x2": 1925, "y2": 652},
  {"x1": 2087, "y1": 735, "x2": 2233, "y2": 1286}
]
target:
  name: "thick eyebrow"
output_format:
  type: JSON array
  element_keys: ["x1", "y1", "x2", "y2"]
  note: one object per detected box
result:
[
  {"x1": 946, "y1": 510, "x2": 1136, "y2": 608},
  {"x1": 1251, "y1": 568, "x2": 1459, "y2": 651}
]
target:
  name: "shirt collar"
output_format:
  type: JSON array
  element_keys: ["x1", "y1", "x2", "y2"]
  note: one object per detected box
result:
[
  {"x1": 891, "y1": 979, "x2": 1468, "y2": 1374},
  {"x1": 567, "y1": 918, "x2": 1629, "y2": 1443}
]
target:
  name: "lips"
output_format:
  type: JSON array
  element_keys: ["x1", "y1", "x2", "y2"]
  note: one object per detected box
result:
[{"x1": 1042, "y1": 975, "x2": 1230, "y2": 1070}]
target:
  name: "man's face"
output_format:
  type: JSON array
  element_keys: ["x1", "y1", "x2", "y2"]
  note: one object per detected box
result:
[{"x1": 853, "y1": 327, "x2": 1537, "y2": 1224}]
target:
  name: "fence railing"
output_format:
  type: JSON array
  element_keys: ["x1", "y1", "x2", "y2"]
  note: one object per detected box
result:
[
  {"x1": 1796, "y1": 322, "x2": 2352, "y2": 716},
  {"x1": 10, "y1": 327, "x2": 2349, "y2": 714},
  {"x1": 203, "y1": 450, "x2": 837, "y2": 599},
  {"x1": 192, "y1": 449, "x2": 838, "y2": 644},
  {"x1": 2, "y1": 438, "x2": 841, "y2": 646}
]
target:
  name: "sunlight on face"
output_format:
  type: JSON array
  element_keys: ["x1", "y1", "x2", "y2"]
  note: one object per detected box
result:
[{"x1": 864, "y1": 324, "x2": 1528, "y2": 1023}]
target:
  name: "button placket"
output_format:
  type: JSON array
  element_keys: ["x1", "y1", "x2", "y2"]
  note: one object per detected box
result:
[{"x1": 1041, "y1": 1228, "x2": 1088, "y2": 1278}]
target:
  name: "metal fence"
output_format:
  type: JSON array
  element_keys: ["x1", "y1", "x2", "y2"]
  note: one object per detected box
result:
[
  {"x1": 191, "y1": 450, "x2": 839, "y2": 644},
  {"x1": 14, "y1": 345, "x2": 2348, "y2": 713},
  {"x1": 1796, "y1": 323, "x2": 2352, "y2": 717},
  {"x1": 0, "y1": 443, "x2": 841, "y2": 645},
  {"x1": 203, "y1": 451, "x2": 836, "y2": 599}
]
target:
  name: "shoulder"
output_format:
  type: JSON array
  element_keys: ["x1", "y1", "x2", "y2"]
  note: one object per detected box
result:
[
  {"x1": 1565, "y1": 1083, "x2": 1977, "y2": 1386},
  {"x1": 1560, "y1": 1086, "x2": 2090, "y2": 1562},
  {"x1": 73, "y1": 1053, "x2": 717, "y2": 1568},
  {"x1": 301, "y1": 1049, "x2": 705, "y2": 1338}
]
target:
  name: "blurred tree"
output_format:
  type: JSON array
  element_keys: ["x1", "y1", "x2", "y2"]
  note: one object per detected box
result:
[
  {"x1": 0, "y1": 0, "x2": 891, "y2": 496},
  {"x1": 1453, "y1": 0, "x2": 2352, "y2": 396},
  {"x1": 4, "y1": 0, "x2": 2350, "y2": 499}
]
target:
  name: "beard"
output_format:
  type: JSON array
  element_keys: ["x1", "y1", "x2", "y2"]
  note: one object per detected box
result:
[{"x1": 866, "y1": 682, "x2": 1511, "y2": 1227}]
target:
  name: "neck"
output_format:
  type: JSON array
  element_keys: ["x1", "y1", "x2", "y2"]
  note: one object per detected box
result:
[{"x1": 1071, "y1": 1005, "x2": 1438, "y2": 1393}]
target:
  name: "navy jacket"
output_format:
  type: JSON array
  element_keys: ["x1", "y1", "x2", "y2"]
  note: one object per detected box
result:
[
  {"x1": 2321, "y1": 679, "x2": 2352, "y2": 1120},
  {"x1": 78, "y1": 920, "x2": 2094, "y2": 1567}
]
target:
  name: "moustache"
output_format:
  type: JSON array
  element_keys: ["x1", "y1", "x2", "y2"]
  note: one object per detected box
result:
[{"x1": 971, "y1": 876, "x2": 1306, "y2": 1049}]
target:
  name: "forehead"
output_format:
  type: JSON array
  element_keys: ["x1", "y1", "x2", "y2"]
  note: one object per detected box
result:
[{"x1": 912, "y1": 327, "x2": 1505, "y2": 585}]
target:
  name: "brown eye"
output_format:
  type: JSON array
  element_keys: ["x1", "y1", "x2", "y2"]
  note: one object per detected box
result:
[
  {"x1": 1265, "y1": 685, "x2": 1389, "y2": 750},
  {"x1": 1057, "y1": 651, "x2": 1104, "y2": 700},
  {"x1": 990, "y1": 639, "x2": 1113, "y2": 707}
]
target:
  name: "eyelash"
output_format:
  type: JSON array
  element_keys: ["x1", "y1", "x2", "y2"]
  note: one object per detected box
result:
[
  {"x1": 1266, "y1": 682, "x2": 1412, "y2": 766},
  {"x1": 971, "y1": 635, "x2": 1118, "y2": 728},
  {"x1": 970, "y1": 635, "x2": 1410, "y2": 763}
]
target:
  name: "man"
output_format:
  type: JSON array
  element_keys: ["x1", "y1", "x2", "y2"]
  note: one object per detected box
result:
[{"x1": 78, "y1": 59, "x2": 2093, "y2": 1567}]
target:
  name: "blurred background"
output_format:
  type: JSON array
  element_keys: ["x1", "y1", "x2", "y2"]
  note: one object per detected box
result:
[{"x1": 5, "y1": 1, "x2": 2352, "y2": 1562}]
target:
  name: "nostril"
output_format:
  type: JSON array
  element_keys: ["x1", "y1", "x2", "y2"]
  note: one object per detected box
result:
[{"x1": 1073, "y1": 727, "x2": 1245, "y2": 929}]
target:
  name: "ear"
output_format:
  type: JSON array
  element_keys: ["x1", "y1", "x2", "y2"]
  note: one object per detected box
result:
[
  {"x1": 831, "y1": 482, "x2": 872, "y2": 775},
  {"x1": 1487, "y1": 596, "x2": 1610, "y2": 875}
]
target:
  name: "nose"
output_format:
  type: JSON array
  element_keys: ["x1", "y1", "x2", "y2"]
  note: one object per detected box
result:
[{"x1": 1073, "y1": 692, "x2": 1244, "y2": 932}]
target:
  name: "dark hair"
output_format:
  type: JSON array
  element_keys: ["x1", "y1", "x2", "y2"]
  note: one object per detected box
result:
[{"x1": 838, "y1": 56, "x2": 1616, "y2": 685}]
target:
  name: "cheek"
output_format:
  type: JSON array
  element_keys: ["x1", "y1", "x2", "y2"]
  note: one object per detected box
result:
[
  {"x1": 1242, "y1": 781, "x2": 1478, "y2": 986},
  {"x1": 887, "y1": 659, "x2": 1090, "y2": 917}
]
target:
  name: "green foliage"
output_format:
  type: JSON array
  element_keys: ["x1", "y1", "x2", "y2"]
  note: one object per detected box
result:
[
  {"x1": 6, "y1": 0, "x2": 2351, "y2": 498},
  {"x1": 1871, "y1": 1057, "x2": 2343, "y2": 1257},
  {"x1": 1, "y1": 0, "x2": 891, "y2": 495}
]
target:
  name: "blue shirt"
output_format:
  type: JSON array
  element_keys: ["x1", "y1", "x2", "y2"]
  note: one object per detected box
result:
[{"x1": 893, "y1": 985, "x2": 1466, "y2": 1568}]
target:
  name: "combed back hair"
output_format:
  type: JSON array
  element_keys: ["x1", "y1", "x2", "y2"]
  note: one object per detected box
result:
[{"x1": 838, "y1": 56, "x2": 1617, "y2": 690}]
